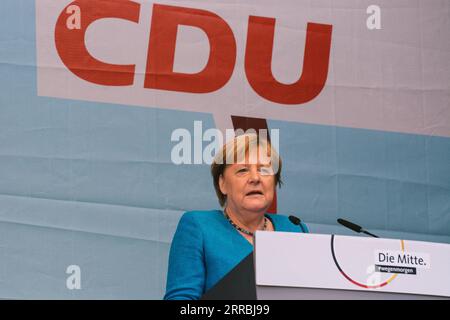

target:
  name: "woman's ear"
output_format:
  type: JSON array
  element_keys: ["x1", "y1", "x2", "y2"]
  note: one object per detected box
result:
[{"x1": 219, "y1": 174, "x2": 227, "y2": 195}]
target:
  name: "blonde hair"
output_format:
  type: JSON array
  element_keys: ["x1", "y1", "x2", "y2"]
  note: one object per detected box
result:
[{"x1": 211, "y1": 133, "x2": 282, "y2": 207}]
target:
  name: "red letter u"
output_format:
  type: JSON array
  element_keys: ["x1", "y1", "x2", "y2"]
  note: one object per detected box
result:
[{"x1": 245, "y1": 17, "x2": 332, "y2": 105}]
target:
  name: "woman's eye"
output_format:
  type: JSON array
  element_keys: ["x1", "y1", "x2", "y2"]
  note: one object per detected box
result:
[
  {"x1": 236, "y1": 168, "x2": 248, "y2": 174},
  {"x1": 259, "y1": 167, "x2": 274, "y2": 175}
]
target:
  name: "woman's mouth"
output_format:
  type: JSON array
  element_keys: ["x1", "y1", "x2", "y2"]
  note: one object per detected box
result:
[{"x1": 246, "y1": 190, "x2": 264, "y2": 196}]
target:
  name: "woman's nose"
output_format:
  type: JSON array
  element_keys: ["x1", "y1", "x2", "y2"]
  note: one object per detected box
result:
[{"x1": 248, "y1": 167, "x2": 261, "y2": 183}]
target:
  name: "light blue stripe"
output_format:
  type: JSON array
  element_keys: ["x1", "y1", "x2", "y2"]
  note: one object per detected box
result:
[{"x1": 269, "y1": 119, "x2": 450, "y2": 238}]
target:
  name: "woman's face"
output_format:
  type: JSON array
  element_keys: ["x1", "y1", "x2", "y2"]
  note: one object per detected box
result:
[{"x1": 219, "y1": 162, "x2": 275, "y2": 214}]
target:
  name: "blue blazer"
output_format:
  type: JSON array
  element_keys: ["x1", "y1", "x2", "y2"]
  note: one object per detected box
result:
[{"x1": 164, "y1": 210, "x2": 308, "y2": 300}]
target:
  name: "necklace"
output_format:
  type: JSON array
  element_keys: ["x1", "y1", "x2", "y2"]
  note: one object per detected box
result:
[{"x1": 224, "y1": 210, "x2": 267, "y2": 237}]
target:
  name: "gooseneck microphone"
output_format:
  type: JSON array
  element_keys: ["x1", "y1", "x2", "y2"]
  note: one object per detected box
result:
[
  {"x1": 337, "y1": 218, "x2": 379, "y2": 238},
  {"x1": 289, "y1": 215, "x2": 307, "y2": 233}
]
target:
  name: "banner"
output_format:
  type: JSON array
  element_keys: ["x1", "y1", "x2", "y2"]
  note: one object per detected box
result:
[{"x1": 36, "y1": 0, "x2": 450, "y2": 136}]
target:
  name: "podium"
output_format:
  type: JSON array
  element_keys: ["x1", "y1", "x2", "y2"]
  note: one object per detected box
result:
[{"x1": 202, "y1": 232, "x2": 450, "y2": 300}]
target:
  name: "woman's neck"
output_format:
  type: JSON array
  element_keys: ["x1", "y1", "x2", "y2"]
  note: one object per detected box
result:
[{"x1": 224, "y1": 206, "x2": 265, "y2": 232}]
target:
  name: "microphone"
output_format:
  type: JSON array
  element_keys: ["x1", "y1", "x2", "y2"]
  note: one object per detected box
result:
[
  {"x1": 289, "y1": 215, "x2": 307, "y2": 233},
  {"x1": 337, "y1": 218, "x2": 379, "y2": 238}
]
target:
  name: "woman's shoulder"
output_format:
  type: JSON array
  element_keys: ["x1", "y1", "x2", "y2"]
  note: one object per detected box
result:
[
  {"x1": 171, "y1": 210, "x2": 225, "y2": 245},
  {"x1": 268, "y1": 213, "x2": 308, "y2": 233},
  {"x1": 268, "y1": 213, "x2": 291, "y2": 225},
  {"x1": 176, "y1": 210, "x2": 227, "y2": 239},
  {"x1": 180, "y1": 210, "x2": 224, "y2": 225}
]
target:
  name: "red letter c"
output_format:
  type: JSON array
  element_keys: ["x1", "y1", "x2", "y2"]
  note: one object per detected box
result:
[{"x1": 55, "y1": 0, "x2": 140, "y2": 86}]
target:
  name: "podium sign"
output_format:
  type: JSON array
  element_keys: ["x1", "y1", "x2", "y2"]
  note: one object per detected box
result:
[{"x1": 254, "y1": 232, "x2": 450, "y2": 299}]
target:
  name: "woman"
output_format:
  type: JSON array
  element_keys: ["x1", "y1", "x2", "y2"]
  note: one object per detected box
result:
[{"x1": 164, "y1": 133, "x2": 308, "y2": 300}]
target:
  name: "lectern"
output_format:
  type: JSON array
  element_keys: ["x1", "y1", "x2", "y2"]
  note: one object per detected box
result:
[{"x1": 202, "y1": 232, "x2": 450, "y2": 300}]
